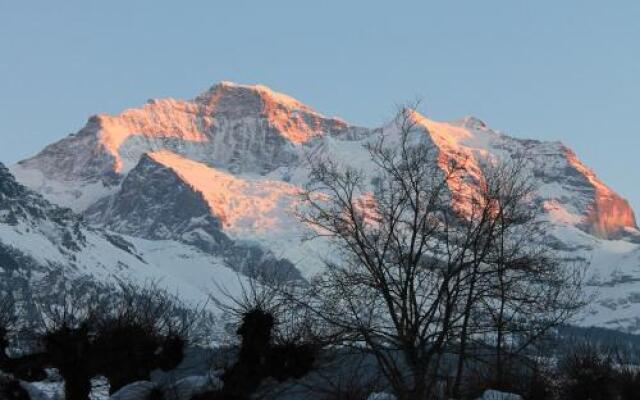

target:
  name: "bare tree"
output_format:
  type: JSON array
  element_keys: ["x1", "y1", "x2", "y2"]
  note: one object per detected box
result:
[
  {"x1": 296, "y1": 105, "x2": 585, "y2": 400},
  {"x1": 448, "y1": 159, "x2": 586, "y2": 397}
]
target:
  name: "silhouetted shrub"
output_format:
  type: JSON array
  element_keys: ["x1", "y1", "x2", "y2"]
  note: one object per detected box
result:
[
  {"x1": 7, "y1": 279, "x2": 206, "y2": 399},
  {"x1": 559, "y1": 343, "x2": 617, "y2": 400},
  {"x1": 523, "y1": 364, "x2": 556, "y2": 400},
  {"x1": 93, "y1": 323, "x2": 161, "y2": 393},
  {"x1": 197, "y1": 303, "x2": 319, "y2": 400},
  {"x1": 612, "y1": 347, "x2": 640, "y2": 400},
  {"x1": 460, "y1": 357, "x2": 557, "y2": 400},
  {"x1": 157, "y1": 335, "x2": 186, "y2": 371},
  {"x1": 237, "y1": 308, "x2": 275, "y2": 358},
  {"x1": 269, "y1": 342, "x2": 317, "y2": 382},
  {"x1": 220, "y1": 308, "x2": 274, "y2": 397},
  {"x1": 43, "y1": 324, "x2": 94, "y2": 400},
  {"x1": 90, "y1": 282, "x2": 198, "y2": 394},
  {"x1": 0, "y1": 374, "x2": 30, "y2": 400}
]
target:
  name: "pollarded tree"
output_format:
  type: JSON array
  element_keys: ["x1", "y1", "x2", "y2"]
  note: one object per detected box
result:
[
  {"x1": 91, "y1": 281, "x2": 202, "y2": 394},
  {"x1": 208, "y1": 277, "x2": 320, "y2": 400},
  {"x1": 37, "y1": 278, "x2": 208, "y2": 399}
]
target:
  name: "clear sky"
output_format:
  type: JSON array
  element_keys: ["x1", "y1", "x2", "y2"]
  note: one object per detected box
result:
[{"x1": 1, "y1": 1, "x2": 638, "y2": 213}]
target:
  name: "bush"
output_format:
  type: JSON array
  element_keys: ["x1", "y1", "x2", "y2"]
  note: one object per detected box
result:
[
  {"x1": 559, "y1": 344, "x2": 617, "y2": 400},
  {"x1": 460, "y1": 357, "x2": 556, "y2": 400},
  {"x1": 616, "y1": 367, "x2": 640, "y2": 400},
  {"x1": 0, "y1": 373, "x2": 29, "y2": 400}
]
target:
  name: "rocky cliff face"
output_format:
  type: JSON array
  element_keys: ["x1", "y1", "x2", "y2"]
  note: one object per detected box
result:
[
  {"x1": 0, "y1": 162, "x2": 86, "y2": 252},
  {"x1": 561, "y1": 148, "x2": 637, "y2": 238},
  {"x1": 84, "y1": 154, "x2": 302, "y2": 281},
  {"x1": 85, "y1": 154, "x2": 229, "y2": 249},
  {"x1": 405, "y1": 112, "x2": 638, "y2": 238}
]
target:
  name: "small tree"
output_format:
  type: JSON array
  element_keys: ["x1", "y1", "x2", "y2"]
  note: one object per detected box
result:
[{"x1": 559, "y1": 343, "x2": 618, "y2": 400}]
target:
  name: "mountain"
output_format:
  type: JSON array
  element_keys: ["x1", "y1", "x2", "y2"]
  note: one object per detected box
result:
[{"x1": 6, "y1": 81, "x2": 640, "y2": 333}]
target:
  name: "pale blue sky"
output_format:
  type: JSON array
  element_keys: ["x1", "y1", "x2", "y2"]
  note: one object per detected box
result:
[{"x1": 1, "y1": 1, "x2": 638, "y2": 213}]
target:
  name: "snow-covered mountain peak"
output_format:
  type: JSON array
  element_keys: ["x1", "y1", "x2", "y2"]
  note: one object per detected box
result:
[
  {"x1": 12, "y1": 81, "x2": 637, "y2": 240},
  {"x1": 453, "y1": 115, "x2": 489, "y2": 130},
  {"x1": 197, "y1": 81, "x2": 316, "y2": 114},
  {"x1": 195, "y1": 80, "x2": 349, "y2": 144},
  {"x1": 14, "y1": 81, "x2": 359, "y2": 192},
  {"x1": 402, "y1": 110, "x2": 638, "y2": 237}
]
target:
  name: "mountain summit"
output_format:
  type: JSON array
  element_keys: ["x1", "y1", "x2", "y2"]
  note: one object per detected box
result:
[{"x1": 17, "y1": 82, "x2": 357, "y2": 185}]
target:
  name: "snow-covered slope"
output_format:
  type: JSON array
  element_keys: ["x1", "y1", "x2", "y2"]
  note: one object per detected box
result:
[
  {"x1": 0, "y1": 162, "x2": 249, "y2": 316},
  {"x1": 84, "y1": 152, "x2": 302, "y2": 280},
  {"x1": 7, "y1": 81, "x2": 640, "y2": 332}
]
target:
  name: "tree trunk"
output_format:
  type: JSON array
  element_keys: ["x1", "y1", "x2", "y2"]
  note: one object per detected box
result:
[{"x1": 453, "y1": 265, "x2": 480, "y2": 398}]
